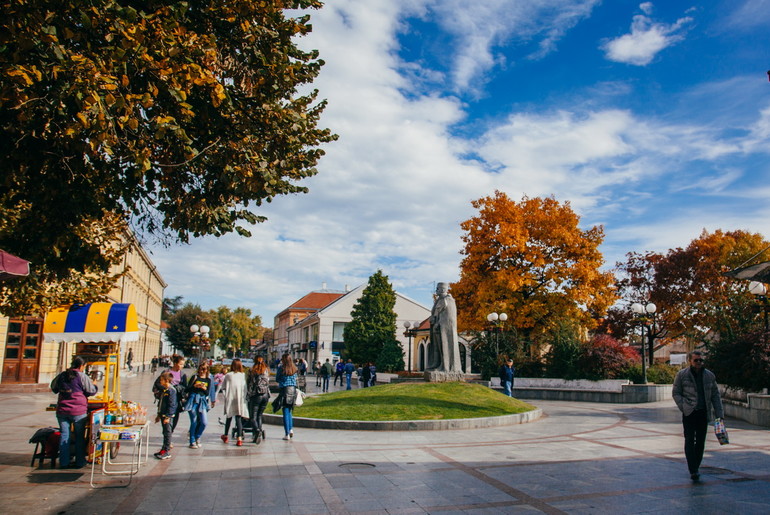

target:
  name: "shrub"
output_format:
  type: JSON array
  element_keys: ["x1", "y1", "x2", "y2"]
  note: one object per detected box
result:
[
  {"x1": 620, "y1": 363, "x2": 644, "y2": 384},
  {"x1": 578, "y1": 334, "x2": 640, "y2": 380},
  {"x1": 647, "y1": 364, "x2": 678, "y2": 384}
]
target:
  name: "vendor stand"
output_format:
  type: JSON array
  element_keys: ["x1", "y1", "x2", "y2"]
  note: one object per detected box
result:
[{"x1": 43, "y1": 303, "x2": 149, "y2": 485}]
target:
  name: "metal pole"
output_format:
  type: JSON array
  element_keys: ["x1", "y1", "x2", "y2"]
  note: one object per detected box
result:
[
  {"x1": 407, "y1": 331, "x2": 412, "y2": 373},
  {"x1": 641, "y1": 322, "x2": 648, "y2": 384}
]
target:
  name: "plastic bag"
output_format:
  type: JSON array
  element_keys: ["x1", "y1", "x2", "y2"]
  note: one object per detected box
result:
[{"x1": 714, "y1": 418, "x2": 729, "y2": 445}]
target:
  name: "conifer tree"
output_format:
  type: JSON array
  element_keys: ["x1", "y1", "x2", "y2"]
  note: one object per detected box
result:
[{"x1": 343, "y1": 270, "x2": 400, "y2": 367}]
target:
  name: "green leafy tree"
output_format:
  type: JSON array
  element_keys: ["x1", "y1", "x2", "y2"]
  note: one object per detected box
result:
[
  {"x1": 0, "y1": 0, "x2": 336, "y2": 315},
  {"x1": 165, "y1": 302, "x2": 212, "y2": 356},
  {"x1": 162, "y1": 295, "x2": 184, "y2": 320},
  {"x1": 377, "y1": 339, "x2": 405, "y2": 373},
  {"x1": 343, "y1": 271, "x2": 399, "y2": 366},
  {"x1": 209, "y1": 306, "x2": 263, "y2": 356}
]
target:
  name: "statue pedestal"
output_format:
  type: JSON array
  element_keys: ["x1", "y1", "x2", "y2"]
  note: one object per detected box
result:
[{"x1": 424, "y1": 371, "x2": 466, "y2": 383}]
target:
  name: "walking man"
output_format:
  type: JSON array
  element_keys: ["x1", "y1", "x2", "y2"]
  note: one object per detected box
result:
[
  {"x1": 321, "y1": 359, "x2": 333, "y2": 392},
  {"x1": 333, "y1": 360, "x2": 344, "y2": 386},
  {"x1": 498, "y1": 359, "x2": 515, "y2": 397},
  {"x1": 344, "y1": 359, "x2": 355, "y2": 390},
  {"x1": 672, "y1": 350, "x2": 724, "y2": 481}
]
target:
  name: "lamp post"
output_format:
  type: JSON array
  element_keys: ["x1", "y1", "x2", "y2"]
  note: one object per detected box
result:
[
  {"x1": 403, "y1": 321, "x2": 418, "y2": 373},
  {"x1": 190, "y1": 324, "x2": 210, "y2": 364},
  {"x1": 749, "y1": 281, "x2": 769, "y2": 332},
  {"x1": 486, "y1": 312, "x2": 508, "y2": 358},
  {"x1": 631, "y1": 302, "x2": 656, "y2": 384}
]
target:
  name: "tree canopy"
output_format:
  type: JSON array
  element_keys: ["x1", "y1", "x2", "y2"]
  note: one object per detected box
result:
[
  {"x1": 0, "y1": 0, "x2": 336, "y2": 316},
  {"x1": 343, "y1": 270, "x2": 401, "y2": 367},
  {"x1": 451, "y1": 191, "x2": 616, "y2": 345}
]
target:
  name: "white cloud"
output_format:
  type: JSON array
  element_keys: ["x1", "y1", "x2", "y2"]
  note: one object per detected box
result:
[{"x1": 602, "y1": 4, "x2": 692, "y2": 66}]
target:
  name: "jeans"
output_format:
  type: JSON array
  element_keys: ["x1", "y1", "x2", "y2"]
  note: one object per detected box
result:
[
  {"x1": 683, "y1": 409, "x2": 708, "y2": 473},
  {"x1": 282, "y1": 407, "x2": 293, "y2": 435},
  {"x1": 502, "y1": 380, "x2": 512, "y2": 396},
  {"x1": 249, "y1": 394, "x2": 269, "y2": 435},
  {"x1": 57, "y1": 413, "x2": 88, "y2": 467},
  {"x1": 187, "y1": 409, "x2": 208, "y2": 444},
  {"x1": 322, "y1": 376, "x2": 330, "y2": 392},
  {"x1": 346, "y1": 373, "x2": 352, "y2": 390},
  {"x1": 161, "y1": 419, "x2": 173, "y2": 452}
]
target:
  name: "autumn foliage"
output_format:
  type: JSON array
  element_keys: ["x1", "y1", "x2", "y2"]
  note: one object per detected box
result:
[{"x1": 451, "y1": 192, "x2": 616, "y2": 343}]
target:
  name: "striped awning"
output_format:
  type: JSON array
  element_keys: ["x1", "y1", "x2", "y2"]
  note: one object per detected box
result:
[{"x1": 43, "y1": 303, "x2": 139, "y2": 344}]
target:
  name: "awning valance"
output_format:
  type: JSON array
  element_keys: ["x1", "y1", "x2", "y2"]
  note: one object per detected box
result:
[
  {"x1": 0, "y1": 250, "x2": 30, "y2": 281},
  {"x1": 44, "y1": 303, "x2": 139, "y2": 344}
]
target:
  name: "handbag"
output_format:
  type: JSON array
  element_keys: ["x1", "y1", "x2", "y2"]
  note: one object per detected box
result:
[
  {"x1": 294, "y1": 390, "x2": 305, "y2": 407},
  {"x1": 714, "y1": 418, "x2": 729, "y2": 445}
]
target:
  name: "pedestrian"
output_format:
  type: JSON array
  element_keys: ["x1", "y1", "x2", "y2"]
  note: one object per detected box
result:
[
  {"x1": 499, "y1": 359, "x2": 515, "y2": 397},
  {"x1": 314, "y1": 361, "x2": 322, "y2": 387},
  {"x1": 150, "y1": 355, "x2": 159, "y2": 373},
  {"x1": 50, "y1": 356, "x2": 98, "y2": 469},
  {"x1": 296, "y1": 358, "x2": 307, "y2": 392},
  {"x1": 333, "y1": 360, "x2": 344, "y2": 386},
  {"x1": 321, "y1": 358, "x2": 333, "y2": 392},
  {"x1": 247, "y1": 356, "x2": 270, "y2": 444},
  {"x1": 154, "y1": 372, "x2": 177, "y2": 460},
  {"x1": 126, "y1": 348, "x2": 134, "y2": 372},
  {"x1": 344, "y1": 359, "x2": 355, "y2": 390},
  {"x1": 361, "y1": 362, "x2": 370, "y2": 388},
  {"x1": 185, "y1": 362, "x2": 212, "y2": 449},
  {"x1": 368, "y1": 362, "x2": 377, "y2": 387},
  {"x1": 219, "y1": 358, "x2": 248, "y2": 446},
  {"x1": 672, "y1": 350, "x2": 725, "y2": 481},
  {"x1": 165, "y1": 355, "x2": 188, "y2": 432},
  {"x1": 275, "y1": 353, "x2": 299, "y2": 440}
]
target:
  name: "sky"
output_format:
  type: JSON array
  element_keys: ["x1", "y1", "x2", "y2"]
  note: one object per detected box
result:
[{"x1": 148, "y1": 0, "x2": 770, "y2": 325}]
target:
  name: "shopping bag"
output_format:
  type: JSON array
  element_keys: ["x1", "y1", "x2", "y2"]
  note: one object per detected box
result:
[
  {"x1": 294, "y1": 390, "x2": 305, "y2": 407},
  {"x1": 714, "y1": 418, "x2": 729, "y2": 445}
]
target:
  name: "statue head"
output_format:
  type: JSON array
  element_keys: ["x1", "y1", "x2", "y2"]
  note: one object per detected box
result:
[{"x1": 436, "y1": 282, "x2": 449, "y2": 296}]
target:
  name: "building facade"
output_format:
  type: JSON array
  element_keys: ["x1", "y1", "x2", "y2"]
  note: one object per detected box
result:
[
  {"x1": 284, "y1": 284, "x2": 431, "y2": 366},
  {"x1": 272, "y1": 288, "x2": 347, "y2": 359},
  {"x1": 0, "y1": 233, "x2": 165, "y2": 385}
]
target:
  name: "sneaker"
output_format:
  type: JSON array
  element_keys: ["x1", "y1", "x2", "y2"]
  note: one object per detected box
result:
[
  {"x1": 690, "y1": 473, "x2": 700, "y2": 481},
  {"x1": 254, "y1": 431, "x2": 262, "y2": 444},
  {"x1": 154, "y1": 450, "x2": 171, "y2": 460},
  {"x1": 195, "y1": 439, "x2": 202, "y2": 448},
  {"x1": 236, "y1": 439, "x2": 243, "y2": 447},
  {"x1": 189, "y1": 443, "x2": 198, "y2": 449},
  {"x1": 282, "y1": 435, "x2": 291, "y2": 440},
  {"x1": 220, "y1": 434, "x2": 229, "y2": 444},
  {"x1": 289, "y1": 430, "x2": 294, "y2": 439}
]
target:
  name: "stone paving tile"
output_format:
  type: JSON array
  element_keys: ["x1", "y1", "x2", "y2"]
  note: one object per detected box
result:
[{"x1": 4, "y1": 373, "x2": 770, "y2": 514}]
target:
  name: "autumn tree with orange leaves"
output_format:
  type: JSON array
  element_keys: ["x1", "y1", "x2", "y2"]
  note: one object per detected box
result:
[{"x1": 451, "y1": 192, "x2": 616, "y2": 350}]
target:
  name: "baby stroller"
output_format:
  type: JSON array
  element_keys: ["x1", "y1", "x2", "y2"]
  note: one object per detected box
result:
[{"x1": 219, "y1": 416, "x2": 265, "y2": 442}]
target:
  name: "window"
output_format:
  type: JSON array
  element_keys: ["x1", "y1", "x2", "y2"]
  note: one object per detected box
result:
[{"x1": 332, "y1": 322, "x2": 346, "y2": 342}]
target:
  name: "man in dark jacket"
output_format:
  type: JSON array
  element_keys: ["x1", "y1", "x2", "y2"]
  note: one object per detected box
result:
[
  {"x1": 672, "y1": 350, "x2": 724, "y2": 481},
  {"x1": 499, "y1": 359, "x2": 515, "y2": 397}
]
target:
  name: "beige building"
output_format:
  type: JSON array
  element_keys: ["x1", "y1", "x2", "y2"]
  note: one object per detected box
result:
[{"x1": 0, "y1": 232, "x2": 166, "y2": 385}]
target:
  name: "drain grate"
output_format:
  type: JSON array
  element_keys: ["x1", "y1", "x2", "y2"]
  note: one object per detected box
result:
[
  {"x1": 339, "y1": 462, "x2": 376, "y2": 469},
  {"x1": 203, "y1": 449, "x2": 249, "y2": 458}
]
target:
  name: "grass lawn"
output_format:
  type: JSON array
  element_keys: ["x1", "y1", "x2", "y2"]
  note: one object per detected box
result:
[{"x1": 294, "y1": 382, "x2": 536, "y2": 421}]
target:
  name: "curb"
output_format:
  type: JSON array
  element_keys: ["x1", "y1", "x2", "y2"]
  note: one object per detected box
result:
[{"x1": 262, "y1": 408, "x2": 543, "y2": 431}]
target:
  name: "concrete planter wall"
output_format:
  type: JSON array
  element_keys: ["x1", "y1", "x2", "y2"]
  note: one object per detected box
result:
[
  {"x1": 720, "y1": 386, "x2": 770, "y2": 427},
  {"x1": 484, "y1": 377, "x2": 672, "y2": 403}
]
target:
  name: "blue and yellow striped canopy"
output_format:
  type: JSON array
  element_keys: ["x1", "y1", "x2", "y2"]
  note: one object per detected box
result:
[{"x1": 44, "y1": 303, "x2": 139, "y2": 343}]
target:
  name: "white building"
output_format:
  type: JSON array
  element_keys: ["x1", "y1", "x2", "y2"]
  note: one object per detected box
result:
[{"x1": 286, "y1": 284, "x2": 431, "y2": 365}]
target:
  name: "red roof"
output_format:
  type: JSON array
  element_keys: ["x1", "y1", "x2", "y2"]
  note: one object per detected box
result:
[{"x1": 288, "y1": 292, "x2": 344, "y2": 310}]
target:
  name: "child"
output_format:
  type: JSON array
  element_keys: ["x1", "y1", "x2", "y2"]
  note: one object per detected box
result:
[{"x1": 154, "y1": 372, "x2": 177, "y2": 460}]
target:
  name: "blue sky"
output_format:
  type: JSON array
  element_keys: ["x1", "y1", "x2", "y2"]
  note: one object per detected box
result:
[{"x1": 149, "y1": 0, "x2": 770, "y2": 325}]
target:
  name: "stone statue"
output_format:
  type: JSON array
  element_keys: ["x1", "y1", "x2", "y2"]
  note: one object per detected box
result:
[{"x1": 426, "y1": 282, "x2": 462, "y2": 373}]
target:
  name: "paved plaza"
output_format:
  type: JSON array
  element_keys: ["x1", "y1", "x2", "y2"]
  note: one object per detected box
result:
[{"x1": 1, "y1": 371, "x2": 769, "y2": 515}]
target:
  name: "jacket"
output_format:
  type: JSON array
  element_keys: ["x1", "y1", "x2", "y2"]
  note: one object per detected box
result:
[
  {"x1": 672, "y1": 366, "x2": 724, "y2": 419},
  {"x1": 499, "y1": 365, "x2": 515, "y2": 384},
  {"x1": 221, "y1": 371, "x2": 249, "y2": 417},
  {"x1": 51, "y1": 369, "x2": 98, "y2": 416},
  {"x1": 157, "y1": 385, "x2": 178, "y2": 418}
]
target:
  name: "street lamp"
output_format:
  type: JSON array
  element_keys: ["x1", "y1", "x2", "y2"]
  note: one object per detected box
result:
[
  {"x1": 486, "y1": 312, "x2": 508, "y2": 357},
  {"x1": 631, "y1": 302, "x2": 656, "y2": 384},
  {"x1": 403, "y1": 321, "x2": 418, "y2": 373},
  {"x1": 749, "y1": 281, "x2": 769, "y2": 332},
  {"x1": 190, "y1": 324, "x2": 210, "y2": 363}
]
